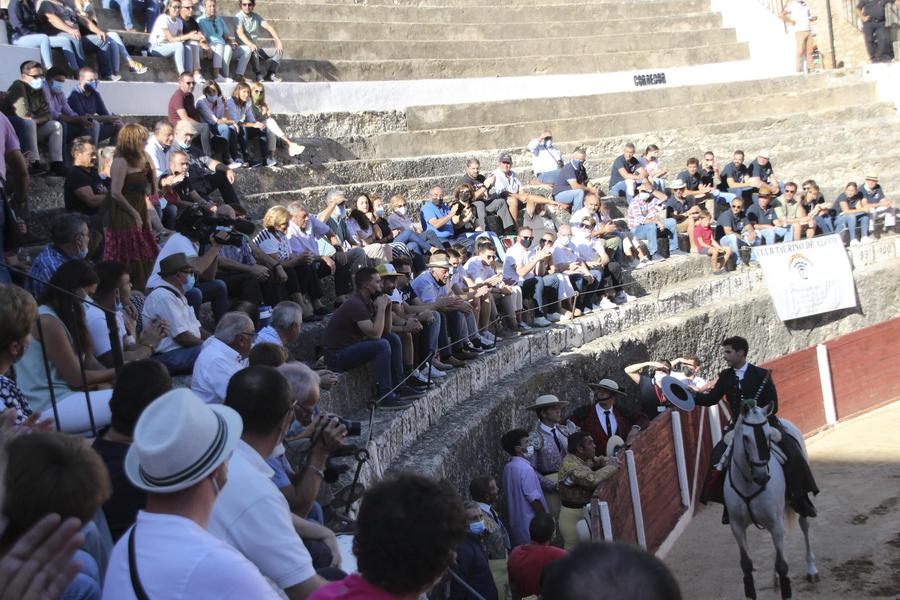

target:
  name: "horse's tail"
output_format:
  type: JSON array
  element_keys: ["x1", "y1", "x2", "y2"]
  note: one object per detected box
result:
[{"x1": 784, "y1": 503, "x2": 798, "y2": 532}]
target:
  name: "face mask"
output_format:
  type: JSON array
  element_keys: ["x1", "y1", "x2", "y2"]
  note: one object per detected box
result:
[
  {"x1": 74, "y1": 248, "x2": 88, "y2": 259},
  {"x1": 637, "y1": 192, "x2": 651, "y2": 202},
  {"x1": 524, "y1": 445, "x2": 535, "y2": 458},
  {"x1": 159, "y1": 196, "x2": 168, "y2": 210},
  {"x1": 206, "y1": 94, "x2": 218, "y2": 103},
  {"x1": 557, "y1": 235, "x2": 570, "y2": 246},
  {"x1": 28, "y1": 77, "x2": 44, "y2": 91},
  {"x1": 520, "y1": 237, "x2": 532, "y2": 248},
  {"x1": 469, "y1": 520, "x2": 486, "y2": 536},
  {"x1": 374, "y1": 207, "x2": 385, "y2": 218},
  {"x1": 177, "y1": 139, "x2": 191, "y2": 150},
  {"x1": 681, "y1": 365, "x2": 696, "y2": 377},
  {"x1": 85, "y1": 80, "x2": 98, "y2": 91},
  {"x1": 449, "y1": 266, "x2": 457, "y2": 276},
  {"x1": 544, "y1": 138, "x2": 553, "y2": 147},
  {"x1": 337, "y1": 204, "x2": 346, "y2": 217},
  {"x1": 115, "y1": 300, "x2": 124, "y2": 313},
  {"x1": 654, "y1": 372, "x2": 667, "y2": 385},
  {"x1": 184, "y1": 273, "x2": 196, "y2": 292},
  {"x1": 51, "y1": 81, "x2": 64, "y2": 93},
  {"x1": 571, "y1": 159, "x2": 583, "y2": 169},
  {"x1": 395, "y1": 205, "x2": 407, "y2": 216}
]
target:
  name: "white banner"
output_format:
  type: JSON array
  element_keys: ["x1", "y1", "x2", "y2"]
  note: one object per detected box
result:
[{"x1": 755, "y1": 235, "x2": 857, "y2": 321}]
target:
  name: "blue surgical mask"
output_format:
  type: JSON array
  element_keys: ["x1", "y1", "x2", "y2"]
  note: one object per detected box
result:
[
  {"x1": 85, "y1": 80, "x2": 98, "y2": 91},
  {"x1": 177, "y1": 139, "x2": 191, "y2": 150},
  {"x1": 159, "y1": 196, "x2": 168, "y2": 210},
  {"x1": 28, "y1": 77, "x2": 44, "y2": 91},
  {"x1": 469, "y1": 520, "x2": 486, "y2": 536},
  {"x1": 571, "y1": 159, "x2": 583, "y2": 169},
  {"x1": 637, "y1": 192, "x2": 652, "y2": 202},
  {"x1": 51, "y1": 80, "x2": 64, "y2": 93},
  {"x1": 336, "y1": 204, "x2": 346, "y2": 217},
  {"x1": 184, "y1": 273, "x2": 196, "y2": 292},
  {"x1": 374, "y1": 207, "x2": 385, "y2": 218},
  {"x1": 74, "y1": 248, "x2": 88, "y2": 259},
  {"x1": 206, "y1": 94, "x2": 218, "y2": 103},
  {"x1": 115, "y1": 300, "x2": 124, "y2": 313}
]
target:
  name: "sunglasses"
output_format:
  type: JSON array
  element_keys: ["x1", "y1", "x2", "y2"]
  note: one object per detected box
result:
[
  {"x1": 520, "y1": 236, "x2": 533, "y2": 241},
  {"x1": 540, "y1": 239, "x2": 553, "y2": 245},
  {"x1": 785, "y1": 189, "x2": 796, "y2": 194}
]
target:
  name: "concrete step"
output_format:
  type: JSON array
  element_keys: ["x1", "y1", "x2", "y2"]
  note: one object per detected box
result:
[
  {"x1": 267, "y1": 13, "x2": 724, "y2": 41},
  {"x1": 260, "y1": 0, "x2": 712, "y2": 23},
  {"x1": 403, "y1": 70, "x2": 849, "y2": 131},
  {"x1": 274, "y1": 28, "x2": 738, "y2": 61},
  {"x1": 362, "y1": 80, "x2": 878, "y2": 158}
]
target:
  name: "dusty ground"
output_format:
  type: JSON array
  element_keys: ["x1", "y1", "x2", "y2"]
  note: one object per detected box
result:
[{"x1": 667, "y1": 401, "x2": 900, "y2": 600}]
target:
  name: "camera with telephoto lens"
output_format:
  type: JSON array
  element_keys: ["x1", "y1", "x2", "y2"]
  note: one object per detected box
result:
[{"x1": 176, "y1": 204, "x2": 255, "y2": 247}]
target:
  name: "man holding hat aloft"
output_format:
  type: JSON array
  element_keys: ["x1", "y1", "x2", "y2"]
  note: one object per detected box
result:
[
  {"x1": 569, "y1": 379, "x2": 648, "y2": 454},
  {"x1": 557, "y1": 431, "x2": 619, "y2": 548},
  {"x1": 102, "y1": 389, "x2": 280, "y2": 599},
  {"x1": 526, "y1": 394, "x2": 570, "y2": 520},
  {"x1": 142, "y1": 252, "x2": 211, "y2": 375}
]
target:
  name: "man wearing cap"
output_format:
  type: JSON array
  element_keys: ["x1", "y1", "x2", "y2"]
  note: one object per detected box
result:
[
  {"x1": 142, "y1": 252, "x2": 212, "y2": 375},
  {"x1": 411, "y1": 252, "x2": 474, "y2": 369},
  {"x1": 551, "y1": 148, "x2": 600, "y2": 213},
  {"x1": 191, "y1": 312, "x2": 255, "y2": 404},
  {"x1": 557, "y1": 431, "x2": 619, "y2": 549},
  {"x1": 570, "y1": 379, "x2": 648, "y2": 454},
  {"x1": 527, "y1": 129, "x2": 565, "y2": 184},
  {"x1": 376, "y1": 263, "x2": 431, "y2": 389},
  {"x1": 527, "y1": 394, "x2": 570, "y2": 521},
  {"x1": 747, "y1": 150, "x2": 782, "y2": 199},
  {"x1": 485, "y1": 153, "x2": 534, "y2": 231},
  {"x1": 323, "y1": 267, "x2": 424, "y2": 410},
  {"x1": 861, "y1": 173, "x2": 897, "y2": 235},
  {"x1": 210, "y1": 367, "x2": 329, "y2": 599},
  {"x1": 664, "y1": 179, "x2": 702, "y2": 252},
  {"x1": 102, "y1": 389, "x2": 281, "y2": 599}
]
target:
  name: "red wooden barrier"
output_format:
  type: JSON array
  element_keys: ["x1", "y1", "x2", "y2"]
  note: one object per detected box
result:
[{"x1": 761, "y1": 347, "x2": 825, "y2": 434}]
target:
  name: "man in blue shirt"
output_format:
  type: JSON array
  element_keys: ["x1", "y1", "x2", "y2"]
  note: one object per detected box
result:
[
  {"x1": 717, "y1": 198, "x2": 753, "y2": 262},
  {"x1": 747, "y1": 149, "x2": 783, "y2": 199},
  {"x1": 66, "y1": 68, "x2": 122, "y2": 146},
  {"x1": 860, "y1": 173, "x2": 896, "y2": 235},
  {"x1": 834, "y1": 182, "x2": 872, "y2": 245},
  {"x1": 608, "y1": 143, "x2": 643, "y2": 203},
  {"x1": 746, "y1": 195, "x2": 791, "y2": 244},
  {"x1": 450, "y1": 501, "x2": 499, "y2": 600},
  {"x1": 421, "y1": 185, "x2": 476, "y2": 250},
  {"x1": 551, "y1": 148, "x2": 599, "y2": 213},
  {"x1": 720, "y1": 150, "x2": 754, "y2": 206}
]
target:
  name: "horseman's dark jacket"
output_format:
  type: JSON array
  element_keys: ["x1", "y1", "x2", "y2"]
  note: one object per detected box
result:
[{"x1": 694, "y1": 363, "x2": 777, "y2": 424}]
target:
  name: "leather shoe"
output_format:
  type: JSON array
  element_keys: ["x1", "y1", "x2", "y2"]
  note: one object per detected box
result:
[
  {"x1": 446, "y1": 356, "x2": 466, "y2": 368},
  {"x1": 454, "y1": 350, "x2": 480, "y2": 360}
]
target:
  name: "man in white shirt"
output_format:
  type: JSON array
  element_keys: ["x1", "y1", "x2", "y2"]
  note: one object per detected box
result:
[
  {"x1": 192, "y1": 312, "x2": 254, "y2": 404},
  {"x1": 142, "y1": 253, "x2": 211, "y2": 374},
  {"x1": 781, "y1": 0, "x2": 817, "y2": 73},
  {"x1": 570, "y1": 217, "x2": 632, "y2": 309},
  {"x1": 527, "y1": 129, "x2": 564, "y2": 184},
  {"x1": 144, "y1": 120, "x2": 174, "y2": 177},
  {"x1": 102, "y1": 388, "x2": 280, "y2": 600},
  {"x1": 464, "y1": 239, "x2": 523, "y2": 333},
  {"x1": 211, "y1": 366, "x2": 327, "y2": 599},
  {"x1": 502, "y1": 227, "x2": 560, "y2": 327},
  {"x1": 486, "y1": 153, "x2": 528, "y2": 231},
  {"x1": 552, "y1": 224, "x2": 598, "y2": 317}
]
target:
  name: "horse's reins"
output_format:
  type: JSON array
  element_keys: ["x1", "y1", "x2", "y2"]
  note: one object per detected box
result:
[{"x1": 727, "y1": 370, "x2": 773, "y2": 529}]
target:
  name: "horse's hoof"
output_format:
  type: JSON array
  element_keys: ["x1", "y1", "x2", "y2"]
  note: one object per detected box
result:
[{"x1": 806, "y1": 573, "x2": 820, "y2": 583}]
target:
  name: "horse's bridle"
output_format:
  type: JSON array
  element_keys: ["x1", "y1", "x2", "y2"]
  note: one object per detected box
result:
[{"x1": 728, "y1": 419, "x2": 772, "y2": 529}]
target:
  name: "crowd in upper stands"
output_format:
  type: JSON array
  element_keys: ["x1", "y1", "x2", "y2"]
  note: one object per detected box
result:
[{"x1": 0, "y1": 1, "x2": 897, "y2": 597}]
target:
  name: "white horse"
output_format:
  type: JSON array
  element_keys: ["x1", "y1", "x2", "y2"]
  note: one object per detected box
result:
[{"x1": 725, "y1": 402, "x2": 819, "y2": 600}]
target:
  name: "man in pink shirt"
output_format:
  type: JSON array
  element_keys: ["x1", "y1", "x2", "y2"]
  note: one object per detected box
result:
[{"x1": 309, "y1": 473, "x2": 466, "y2": 600}]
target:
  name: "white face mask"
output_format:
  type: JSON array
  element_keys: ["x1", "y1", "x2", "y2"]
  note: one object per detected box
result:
[
  {"x1": 637, "y1": 192, "x2": 651, "y2": 202},
  {"x1": 557, "y1": 235, "x2": 571, "y2": 246},
  {"x1": 524, "y1": 445, "x2": 535, "y2": 458},
  {"x1": 395, "y1": 206, "x2": 407, "y2": 216}
]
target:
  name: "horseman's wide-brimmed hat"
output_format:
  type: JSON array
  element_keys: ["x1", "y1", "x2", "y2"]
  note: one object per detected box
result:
[
  {"x1": 660, "y1": 375, "x2": 696, "y2": 412},
  {"x1": 606, "y1": 435, "x2": 627, "y2": 458},
  {"x1": 525, "y1": 394, "x2": 569, "y2": 411},
  {"x1": 587, "y1": 379, "x2": 626, "y2": 395}
]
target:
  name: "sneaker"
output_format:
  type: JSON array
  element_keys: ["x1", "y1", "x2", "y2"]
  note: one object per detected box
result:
[
  {"x1": 613, "y1": 290, "x2": 635, "y2": 304},
  {"x1": 129, "y1": 61, "x2": 148, "y2": 74},
  {"x1": 533, "y1": 316, "x2": 552, "y2": 327},
  {"x1": 861, "y1": 235, "x2": 874, "y2": 244},
  {"x1": 480, "y1": 332, "x2": 496, "y2": 346},
  {"x1": 560, "y1": 311, "x2": 574, "y2": 323},
  {"x1": 546, "y1": 312, "x2": 561, "y2": 322},
  {"x1": 266, "y1": 157, "x2": 278, "y2": 167},
  {"x1": 410, "y1": 369, "x2": 430, "y2": 385},
  {"x1": 462, "y1": 344, "x2": 483, "y2": 355},
  {"x1": 454, "y1": 350, "x2": 480, "y2": 361},
  {"x1": 215, "y1": 75, "x2": 233, "y2": 84},
  {"x1": 397, "y1": 385, "x2": 425, "y2": 400},
  {"x1": 379, "y1": 395, "x2": 413, "y2": 411},
  {"x1": 288, "y1": 143, "x2": 305, "y2": 157},
  {"x1": 265, "y1": 73, "x2": 283, "y2": 83},
  {"x1": 446, "y1": 356, "x2": 467, "y2": 368},
  {"x1": 849, "y1": 239, "x2": 861, "y2": 246},
  {"x1": 195, "y1": 73, "x2": 206, "y2": 84},
  {"x1": 105, "y1": 74, "x2": 122, "y2": 82},
  {"x1": 406, "y1": 377, "x2": 428, "y2": 390},
  {"x1": 596, "y1": 297, "x2": 618, "y2": 310},
  {"x1": 518, "y1": 322, "x2": 532, "y2": 331},
  {"x1": 426, "y1": 365, "x2": 448, "y2": 378},
  {"x1": 227, "y1": 160, "x2": 244, "y2": 169},
  {"x1": 634, "y1": 260, "x2": 649, "y2": 270},
  {"x1": 432, "y1": 359, "x2": 454, "y2": 372},
  {"x1": 495, "y1": 328, "x2": 518, "y2": 339},
  {"x1": 478, "y1": 342, "x2": 496, "y2": 353}
]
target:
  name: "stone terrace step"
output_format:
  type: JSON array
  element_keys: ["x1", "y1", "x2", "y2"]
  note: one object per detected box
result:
[
  {"x1": 267, "y1": 13, "x2": 724, "y2": 41},
  {"x1": 261, "y1": 0, "x2": 712, "y2": 23},
  {"x1": 274, "y1": 28, "x2": 738, "y2": 61},
  {"x1": 362, "y1": 80, "x2": 877, "y2": 158}
]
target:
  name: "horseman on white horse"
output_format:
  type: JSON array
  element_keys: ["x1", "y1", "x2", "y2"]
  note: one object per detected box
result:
[{"x1": 692, "y1": 336, "x2": 819, "y2": 524}]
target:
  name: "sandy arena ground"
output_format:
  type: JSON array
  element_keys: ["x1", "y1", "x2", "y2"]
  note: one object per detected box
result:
[{"x1": 667, "y1": 401, "x2": 900, "y2": 599}]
